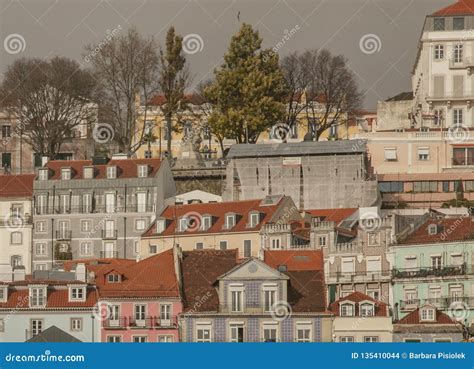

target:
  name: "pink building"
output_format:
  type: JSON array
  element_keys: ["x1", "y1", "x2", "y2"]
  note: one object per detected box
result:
[{"x1": 68, "y1": 248, "x2": 182, "y2": 343}]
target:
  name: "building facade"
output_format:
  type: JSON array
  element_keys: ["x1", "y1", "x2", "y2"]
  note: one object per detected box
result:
[{"x1": 32, "y1": 157, "x2": 176, "y2": 270}]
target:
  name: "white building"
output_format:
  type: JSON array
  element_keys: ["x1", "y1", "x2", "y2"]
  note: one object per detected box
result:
[
  {"x1": 0, "y1": 174, "x2": 34, "y2": 277},
  {"x1": 413, "y1": 0, "x2": 474, "y2": 129}
]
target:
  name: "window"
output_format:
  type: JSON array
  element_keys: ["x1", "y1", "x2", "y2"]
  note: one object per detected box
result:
[
  {"x1": 364, "y1": 336, "x2": 379, "y2": 342},
  {"x1": 81, "y1": 220, "x2": 91, "y2": 232},
  {"x1": 384, "y1": 148, "x2": 397, "y2": 161},
  {"x1": 230, "y1": 286, "x2": 244, "y2": 312},
  {"x1": 451, "y1": 254, "x2": 463, "y2": 266},
  {"x1": 367, "y1": 233, "x2": 380, "y2": 247},
  {"x1": 71, "y1": 318, "x2": 82, "y2": 331},
  {"x1": 80, "y1": 242, "x2": 92, "y2": 256},
  {"x1": 433, "y1": 109, "x2": 444, "y2": 126},
  {"x1": 2, "y1": 152, "x2": 11, "y2": 168},
  {"x1": 340, "y1": 336, "x2": 354, "y2": 343},
  {"x1": 367, "y1": 289, "x2": 379, "y2": 300},
  {"x1": 244, "y1": 240, "x2": 252, "y2": 257},
  {"x1": 160, "y1": 304, "x2": 172, "y2": 324},
  {"x1": 453, "y1": 17, "x2": 464, "y2": 30},
  {"x1": 433, "y1": 17, "x2": 445, "y2": 31},
  {"x1": 83, "y1": 166, "x2": 94, "y2": 179},
  {"x1": 453, "y1": 147, "x2": 474, "y2": 166},
  {"x1": 225, "y1": 214, "x2": 236, "y2": 229},
  {"x1": 1, "y1": 124, "x2": 11, "y2": 138},
  {"x1": 420, "y1": 308, "x2": 435, "y2": 321},
  {"x1": 270, "y1": 237, "x2": 281, "y2": 250},
  {"x1": 105, "y1": 193, "x2": 116, "y2": 214},
  {"x1": 158, "y1": 335, "x2": 173, "y2": 342},
  {"x1": 11, "y1": 255, "x2": 22, "y2": 267},
  {"x1": 413, "y1": 181, "x2": 438, "y2": 193},
  {"x1": 360, "y1": 303, "x2": 374, "y2": 317},
  {"x1": 262, "y1": 324, "x2": 278, "y2": 342},
  {"x1": 138, "y1": 165, "x2": 148, "y2": 178},
  {"x1": 31, "y1": 319, "x2": 43, "y2": 336},
  {"x1": 36, "y1": 221, "x2": 46, "y2": 233},
  {"x1": 149, "y1": 245, "x2": 157, "y2": 254},
  {"x1": 179, "y1": 217, "x2": 188, "y2": 232},
  {"x1": 30, "y1": 287, "x2": 46, "y2": 307},
  {"x1": 442, "y1": 181, "x2": 450, "y2": 192},
  {"x1": 405, "y1": 338, "x2": 421, "y2": 343},
  {"x1": 35, "y1": 243, "x2": 46, "y2": 256},
  {"x1": 340, "y1": 303, "x2": 354, "y2": 317},
  {"x1": 454, "y1": 44, "x2": 464, "y2": 64},
  {"x1": 195, "y1": 242, "x2": 204, "y2": 250},
  {"x1": 11, "y1": 231, "x2": 22, "y2": 245},
  {"x1": 0, "y1": 287, "x2": 7, "y2": 302},
  {"x1": 318, "y1": 236, "x2": 326, "y2": 246},
  {"x1": 431, "y1": 255, "x2": 442, "y2": 269},
  {"x1": 230, "y1": 323, "x2": 244, "y2": 342},
  {"x1": 341, "y1": 258, "x2": 355, "y2": 274},
  {"x1": 378, "y1": 181, "x2": 403, "y2": 193},
  {"x1": 202, "y1": 216, "x2": 212, "y2": 230},
  {"x1": 219, "y1": 241, "x2": 227, "y2": 250},
  {"x1": 249, "y1": 212, "x2": 259, "y2": 228},
  {"x1": 35, "y1": 264, "x2": 46, "y2": 271},
  {"x1": 106, "y1": 166, "x2": 117, "y2": 179},
  {"x1": 418, "y1": 147, "x2": 429, "y2": 161},
  {"x1": 434, "y1": 45, "x2": 444, "y2": 60},
  {"x1": 38, "y1": 169, "x2": 49, "y2": 181},
  {"x1": 133, "y1": 336, "x2": 147, "y2": 343},
  {"x1": 134, "y1": 304, "x2": 146, "y2": 323},
  {"x1": 453, "y1": 108, "x2": 463, "y2": 125},
  {"x1": 405, "y1": 288, "x2": 418, "y2": 304},
  {"x1": 107, "y1": 274, "x2": 121, "y2": 283},
  {"x1": 196, "y1": 324, "x2": 211, "y2": 342},
  {"x1": 135, "y1": 219, "x2": 146, "y2": 231},
  {"x1": 263, "y1": 286, "x2": 277, "y2": 312},
  {"x1": 466, "y1": 181, "x2": 474, "y2": 192},
  {"x1": 0, "y1": 318, "x2": 4, "y2": 332},
  {"x1": 61, "y1": 168, "x2": 71, "y2": 180},
  {"x1": 107, "y1": 336, "x2": 121, "y2": 343},
  {"x1": 296, "y1": 323, "x2": 312, "y2": 342},
  {"x1": 137, "y1": 192, "x2": 147, "y2": 212},
  {"x1": 60, "y1": 194, "x2": 70, "y2": 213},
  {"x1": 70, "y1": 287, "x2": 85, "y2": 301},
  {"x1": 134, "y1": 241, "x2": 140, "y2": 254},
  {"x1": 82, "y1": 193, "x2": 93, "y2": 213}
]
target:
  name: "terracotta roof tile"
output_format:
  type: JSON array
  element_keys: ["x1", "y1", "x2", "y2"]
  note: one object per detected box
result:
[
  {"x1": 42, "y1": 158, "x2": 161, "y2": 180},
  {"x1": 263, "y1": 250, "x2": 323, "y2": 271},
  {"x1": 285, "y1": 270, "x2": 327, "y2": 313},
  {"x1": 396, "y1": 308, "x2": 457, "y2": 325},
  {"x1": 329, "y1": 292, "x2": 389, "y2": 317},
  {"x1": 432, "y1": 0, "x2": 474, "y2": 16},
  {"x1": 144, "y1": 198, "x2": 285, "y2": 237},
  {"x1": 0, "y1": 174, "x2": 35, "y2": 198}
]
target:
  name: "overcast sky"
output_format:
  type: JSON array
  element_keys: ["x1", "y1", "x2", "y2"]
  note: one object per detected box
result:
[{"x1": 0, "y1": 0, "x2": 453, "y2": 109}]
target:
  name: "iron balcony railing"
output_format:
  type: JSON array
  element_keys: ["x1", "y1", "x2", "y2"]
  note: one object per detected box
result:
[
  {"x1": 121, "y1": 316, "x2": 178, "y2": 329},
  {"x1": 35, "y1": 204, "x2": 154, "y2": 215},
  {"x1": 99, "y1": 251, "x2": 119, "y2": 259},
  {"x1": 327, "y1": 270, "x2": 392, "y2": 282},
  {"x1": 103, "y1": 317, "x2": 128, "y2": 329},
  {"x1": 392, "y1": 263, "x2": 469, "y2": 279},
  {"x1": 55, "y1": 230, "x2": 72, "y2": 240},
  {"x1": 399, "y1": 296, "x2": 473, "y2": 311},
  {"x1": 101, "y1": 229, "x2": 118, "y2": 240}
]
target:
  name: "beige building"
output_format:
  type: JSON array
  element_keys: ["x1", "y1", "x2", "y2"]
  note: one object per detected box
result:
[{"x1": 139, "y1": 195, "x2": 301, "y2": 259}]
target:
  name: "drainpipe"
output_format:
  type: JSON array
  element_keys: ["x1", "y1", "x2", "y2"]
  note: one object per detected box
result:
[
  {"x1": 50, "y1": 218, "x2": 54, "y2": 269},
  {"x1": 123, "y1": 217, "x2": 127, "y2": 259}
]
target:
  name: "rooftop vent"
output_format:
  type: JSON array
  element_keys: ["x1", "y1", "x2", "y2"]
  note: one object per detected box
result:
[{"x1": 277, "y1": 264, "x2": 288, "y2": 272}]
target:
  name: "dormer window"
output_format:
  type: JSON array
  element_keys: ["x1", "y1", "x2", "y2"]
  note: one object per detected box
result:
[
  {"x1": 179, "y1": 217, "x2": 189, "y2": 232},
  {"x1": 156, "y1": 219, "x2": 167, "y2": 234},
  {"x1": 29, "y1": 286, "x2": 47, "y2": 308},
  {"x1": 249, "y1": 212, "x2": 260, "y2": 228},
  {"x1": 340, "y1": 303, "x2": 354, "y2": 317},
  {"x1": 433, "y1": 17, "x2": 445, "y2": 31},
  {"x1": 360, "y1": 302, "x2": 375, "y2": 317},
  {"x1": 225, "y1": 214, "x2": 236, "y2": 229},
  {"x1": 453, "y1": 17, "x2": 464, "y2": 31},
  {"x1": 202, "y1": 215, "x2": 212, "y2": 231},
  {"x1": 83, "y1": 166, "x2": 94, "y2": 179},
  {"x1": 138, "y1": 165, "x2": 148, "y2": 178},
  {"x1": 0, "y1": 286, "x2": 7, "y2": 302},
  {"x1": 38, "y1": 168, "x2": 49, "y2": 181},
  {"x1": 420, "y1": 307, "x2": 436, "y2": 322},
  {"x1": 428, "y1": 224, "x2": 438, "y2": 235},
  {"x1": 69, "y1": 286, "x2": 86, "y2": 302},
  {"x1": 107, "y1": 166, "x2": 117, "y2": 179},
  {"x1": 61, "y1": 168, "x2": 71, "y2": 180},
  {"x1": 107, "y1": 274, "x2": 121, "y2": 283}
]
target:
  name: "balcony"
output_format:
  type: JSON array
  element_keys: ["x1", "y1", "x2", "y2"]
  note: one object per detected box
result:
[
  {"x1": 55, "y1": 230, "x2": 72, "y2": 240},
  {"x1": 155, "y1": 316, "x2": 178, "y2": 328},
  {"x1": 399, "y1": 296, "x2": 474, "y2": 311},
  {"x1": 100, "y1": 251, "x2": 119, "y2": 258},
  {"x1": 327, "y1": 270, "x2": 392, "y2": 283},
  {"x1": 102, "y1": 229, "x2": 118, "y2": 240},
  {"x1": 103, "y1": 316, "x2": 178, "y2": 330},
  {"x1": 449, "y1": 57, "x2": 474, "y2": 73},
  {"x1": 35, "y1": 204, "x2": 155, "y2": 215},
  {"x1": 392, "y1": 264, "x2": 468, "y2": 279},
  {"x1": 103, "y1": 317, "x2": 128, "y2": 329}
]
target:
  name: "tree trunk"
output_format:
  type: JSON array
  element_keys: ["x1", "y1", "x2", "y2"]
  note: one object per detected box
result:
[{"x1": 166, "y1": 112, "x2": 172, "y2": 158}]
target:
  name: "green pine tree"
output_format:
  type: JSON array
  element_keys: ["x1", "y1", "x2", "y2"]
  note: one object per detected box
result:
[{"x1": 205, "y1": 23, "x2": 286, "y2": 144}]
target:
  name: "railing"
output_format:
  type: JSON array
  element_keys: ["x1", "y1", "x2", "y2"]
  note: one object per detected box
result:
[
  {"x1": 399, "y1": 296, "x2": 474, "y2": 311},
  {"x1": 102, "y1": 229, "x2": 118, "y2": 240},
  {"x1": 0, "y1": 214, "x2": 32, "y2": 226},
  {"x1": 392, "y1": 263, "x2": 468, "y2": 279},
  {"x1": 103, "y1": 316, "x2": 178, "y2": 330},
  {"x1": 100, "y1": 251, "x2": 119, "y2": 258},
  {"x1": 128, "y1": 317, "x2": 154, "y2": 329},
  {"x1": 103, "y1": 318, "x2": 128, "y2": 329},
  {"x1": 55, "y1": 251, "x2": 73, "y2": 261},
  {"x1": 35, "y1": 204, "x2": 154, "y2": 215},
  {"x1": 327, "y1": 270, "x2": 392, "y2": 282},
  {"x1": 219, "y1": 305, "x2": 282, "y2": 314},
  {"x1": 154, "y1": 316, "x2": 178, "y2": 328},
  {"x1": 55, "y1": 230, "x2": 72, "y2": 240}
]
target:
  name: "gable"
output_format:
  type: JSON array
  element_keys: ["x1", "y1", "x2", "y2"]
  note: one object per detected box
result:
[{"x1": 220, "y1": 259, "x2": 288, "y2": 281}]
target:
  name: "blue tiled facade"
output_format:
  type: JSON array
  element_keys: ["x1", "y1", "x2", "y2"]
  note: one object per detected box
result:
[
  {"x1": 186, "y1": 318, "x2": 193, "y2": 342},
  {"x1": 245, "y1": 282, "x2": 260, "y2": 308},
  {"x1": 214, "y1": 317, "x2": 226, "y2": 342},
  {"x1": 281, "y1": 318, "x2": 293, "y2": 342},
  {"x1": 248, "y1": 317, "x2": 259, "y2": 342},
  {"x1": 314, "y1": 318, "x2": 322, "y2": 342}
]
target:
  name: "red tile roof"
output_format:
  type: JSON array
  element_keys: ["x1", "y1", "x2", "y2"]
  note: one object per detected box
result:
[
  {"x1": 432, "y1": 0, "x2": 474, "y2": 16},
  {"x1": 399, "y1": 216, "x2": 474, "y2": 245},
  {"x1": 0, "y1": 285, "x2": 98, "y2": 309},
  {"x1": 0, "y1": 174, "x2": 35, "y2": 198},
  {"x1": 181, "y1": 250, "x2": 239, "y2": 312},
  {"x1": 305, "y1": 208, "x2": 357, "y2": 224},
  {"x1": 286, "y1": 270, "x2": 327, "y2": 313},
  {"x1": 396, "y1": 308, "x2": 457, "y2": 325},
  {"x1": 329, "y1": 292, "x2": 389, "y2": 317},
  {"x1": 263, "y1": 250, "x2": 323, "y2": 271},
  {"x1": 63, "y1": 259, "x2": 136, "y2": 274},
  {"x1": 94, "y1": 249, "x2": 180, "y2": 298},
  {"x1": 42, "y1": 158, "x2": 162, "y2": 180},
  {"x1": 143, "y1": 198, "x2": 285, "y2": 237}
]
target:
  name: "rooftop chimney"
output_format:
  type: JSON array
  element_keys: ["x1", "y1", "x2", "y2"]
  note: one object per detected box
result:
[
  {"x1": 75, "y1": 263, "x2": 87, "y2": 282},
  {"x1": 13, "y1": 266, "x2": 26, "y2": 281}
]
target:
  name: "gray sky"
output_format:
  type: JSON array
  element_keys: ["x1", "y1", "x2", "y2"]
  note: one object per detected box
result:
[{"x1": 0, "y1": 0, "x2": 453, "y2": 109}]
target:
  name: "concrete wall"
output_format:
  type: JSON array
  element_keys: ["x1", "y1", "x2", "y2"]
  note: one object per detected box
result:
[
  {"x1": 377, "y1": 100, "x2": 412, "y2": 131},
  {"x1": 332, "y1": 317, "x2": 393, "y2": 342}
]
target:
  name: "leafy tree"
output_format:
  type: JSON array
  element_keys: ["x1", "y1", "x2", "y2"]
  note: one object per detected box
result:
[
  {"x1": 0, "y1": 57, "x2": 96, "y2": 159},
  {"x1": 205, "y1": 23, "x2": 286, "y2": 144},
  {"x1": 158, "y1": 26, "x2": 189, "y2": 158}
]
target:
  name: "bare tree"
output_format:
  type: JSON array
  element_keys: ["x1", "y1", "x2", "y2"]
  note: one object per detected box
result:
[
  {"x1": 158, "y1": 27, "x2": 190, "y2": 158},
  {"x1": 281, "y1": 49, "x2": 362, "y2": 141},
  {"x1": 0, "y1": 57, "x2": 97, "y2": 159},
  {"x1": 85, "y1": 28, "x2": 159, "y2": 154}
]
